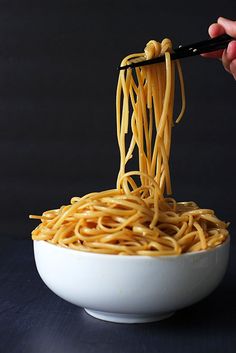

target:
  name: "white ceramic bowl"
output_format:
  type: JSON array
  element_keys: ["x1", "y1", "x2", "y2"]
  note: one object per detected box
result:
[{"x1": 33, "y1": 238, "x2": 230, "y2": 323}]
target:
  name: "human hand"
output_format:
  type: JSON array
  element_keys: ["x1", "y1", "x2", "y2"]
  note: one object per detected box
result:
[{"x1": 202, "y1": 17, "x2": 236, "y2": 79}]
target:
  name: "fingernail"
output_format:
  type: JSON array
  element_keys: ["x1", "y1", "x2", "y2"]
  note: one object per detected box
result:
[
  {"x1": 218, "y1": 16, "x2": 225, "y2": 21},
  {"x1": 218, "y1": 17, "x2": 231, "y2": 24}
]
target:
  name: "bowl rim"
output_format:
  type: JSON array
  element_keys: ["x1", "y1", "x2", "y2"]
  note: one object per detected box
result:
[{"x1": 33, "y1": 235, "x2": 230, "y2": 260}]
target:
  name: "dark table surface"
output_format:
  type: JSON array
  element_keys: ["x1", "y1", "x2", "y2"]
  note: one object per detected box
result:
[{"x1": 1, "y1": 236, "x2": 236, "y2": 353}]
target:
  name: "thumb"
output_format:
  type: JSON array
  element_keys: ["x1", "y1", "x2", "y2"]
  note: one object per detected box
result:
[{"x1": 217, "y1": 17, "x2": 236, "y2": 38}]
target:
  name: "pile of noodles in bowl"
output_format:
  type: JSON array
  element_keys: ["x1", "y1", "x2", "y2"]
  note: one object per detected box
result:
[{"x1": 31, "y1": 38, "x2": 229, "y2": 323}]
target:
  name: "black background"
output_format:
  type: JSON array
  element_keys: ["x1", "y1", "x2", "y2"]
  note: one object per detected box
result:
[
  {"x1": 0, "y1": 1, "x2": 236, "y2": 352},
  {"x1": 0, "y1": 0, "x2": 235, "y2": 239}
]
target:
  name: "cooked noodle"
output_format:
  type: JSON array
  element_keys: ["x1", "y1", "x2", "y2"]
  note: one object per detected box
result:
[{"x1": 30, "y1": 38, "x2": 229, "y2": 255}]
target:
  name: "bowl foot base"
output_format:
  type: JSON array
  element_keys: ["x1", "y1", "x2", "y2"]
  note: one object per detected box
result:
[{"x1": 84, "y1": 308, "x2": 174, "y2": 323}]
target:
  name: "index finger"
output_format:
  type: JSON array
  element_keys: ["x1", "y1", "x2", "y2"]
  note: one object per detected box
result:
[{"x1": 201, "y1": 23, "x2": 225, "y2": 58}]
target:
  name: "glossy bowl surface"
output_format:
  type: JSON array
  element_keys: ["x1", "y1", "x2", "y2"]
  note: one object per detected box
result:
[{"x1": 33, "y1": 238, "x2": 230, "y2": 323}]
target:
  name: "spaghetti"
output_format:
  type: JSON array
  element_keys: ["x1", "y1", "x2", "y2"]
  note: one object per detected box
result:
[{"x1": 30, "y1": 38, "x2": 229, "y2": 255}]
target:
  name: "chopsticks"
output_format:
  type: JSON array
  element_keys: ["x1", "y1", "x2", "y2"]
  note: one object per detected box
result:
[{"x1": 118, "y1": 34, "x2": 232, "y2": 70}]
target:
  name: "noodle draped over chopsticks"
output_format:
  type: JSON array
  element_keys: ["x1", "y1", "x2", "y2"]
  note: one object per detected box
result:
[{"x1": 30, "y1": 38, "x2": 229, "y2": 255}]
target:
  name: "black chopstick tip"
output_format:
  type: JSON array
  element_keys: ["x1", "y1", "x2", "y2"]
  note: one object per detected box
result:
[{"x1": 118, "y1": 63, "x2": 134, "y2": 71}]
